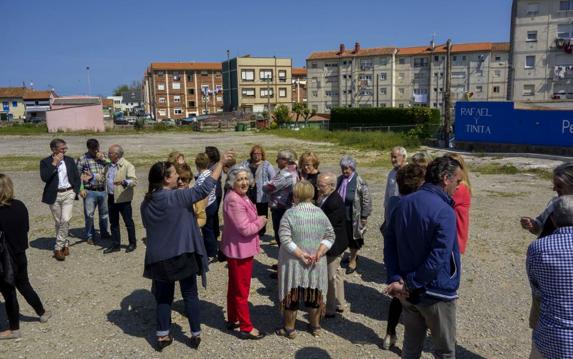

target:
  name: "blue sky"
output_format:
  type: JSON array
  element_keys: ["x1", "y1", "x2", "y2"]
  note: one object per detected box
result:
[{"x1": 0, "y1": 0, "x2": 512, "y2": 96}]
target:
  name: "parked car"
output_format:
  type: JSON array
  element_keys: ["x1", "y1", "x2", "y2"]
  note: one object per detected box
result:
[
  {"x1": 179, "y1": 116, "x2": 197, "y2": 125},
  {"x1": 114, "y1": 118, "x2": 128, "y2": 125}
]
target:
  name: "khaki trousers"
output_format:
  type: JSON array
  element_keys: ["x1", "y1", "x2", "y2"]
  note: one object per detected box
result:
[
  {"x1": 326, "y1": 255, "x2": 347, "y2": 314},
  {"x1": 49, "y1": 190, "x2": 75, "y2": 250}
]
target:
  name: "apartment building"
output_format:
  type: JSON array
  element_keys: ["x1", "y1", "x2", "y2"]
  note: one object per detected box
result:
[
  {"x1": 292, "y1": 67, "x2": 307, "y2": 103},
  {"x1": 306, "y1": 42, "x2": 509, "y2": 113},
  {"x1": 143, "y1": 62, "x2": 223, "y2": 120},
  {"x1": 509, "y1": 0, "x2": 573, "y2": 101},
  {"x1": 222, "y1": 56, "x2": 292, "y2": 113}
]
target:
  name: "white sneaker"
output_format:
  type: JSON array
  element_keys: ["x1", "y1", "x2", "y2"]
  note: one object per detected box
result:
[
  {"x1": 40, "y1": 310, "x2": 52, "y2": 323},
  {"x1": 382, "y1": 334, "x2": 397, "y2": 350}
]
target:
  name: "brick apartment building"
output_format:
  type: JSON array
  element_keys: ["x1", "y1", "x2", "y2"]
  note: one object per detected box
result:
[
  {"x1": 292, "y1": 67, "x2": 307, "y2": 104},
  {"x1": 143, "y1": 62, "x2": 223, "y2": 120}
]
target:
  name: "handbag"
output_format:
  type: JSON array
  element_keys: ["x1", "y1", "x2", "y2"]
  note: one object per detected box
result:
[{"x1": 0, "y1": 230, "x2": 16, "y2": 286}]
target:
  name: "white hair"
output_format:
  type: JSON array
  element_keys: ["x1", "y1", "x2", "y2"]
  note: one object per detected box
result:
[{"x1": 392, "y1": 146, "x2": 407, "y2": 159}]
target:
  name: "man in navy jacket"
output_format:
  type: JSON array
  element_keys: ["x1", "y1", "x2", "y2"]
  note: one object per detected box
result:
[
  {"x1": 40, "y1": 138, "x2": 81, "y2": 261},
  {"x1": 384, "y1": 156, "x2": 462, "y2": 359}
]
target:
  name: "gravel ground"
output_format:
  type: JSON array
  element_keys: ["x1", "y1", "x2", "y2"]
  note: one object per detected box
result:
[{"x1": 0, "y1": 132, "x2": 566, "y2": 359}]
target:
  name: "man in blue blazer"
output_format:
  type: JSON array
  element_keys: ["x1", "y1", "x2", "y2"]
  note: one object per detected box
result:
[{"x1": 40, "y1": 138, "x2": 81, "y2": 261}]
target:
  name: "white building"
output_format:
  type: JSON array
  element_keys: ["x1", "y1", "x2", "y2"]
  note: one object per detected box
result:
[{"x1": 306, "y1": 41, "x2": 509, "y2": 114}]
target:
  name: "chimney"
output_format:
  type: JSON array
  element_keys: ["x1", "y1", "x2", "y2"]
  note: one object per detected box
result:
[
  {"x1": 354, "y1": 42, "x2": 361, "y2": 53},
  {"x1": 338, "y1": 43, "x2": 346, "y2": 54}
]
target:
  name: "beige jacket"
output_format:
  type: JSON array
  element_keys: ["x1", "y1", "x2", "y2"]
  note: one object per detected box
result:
[{"x1": 105, "y1": 157, "x2": 137, "y2": 203}]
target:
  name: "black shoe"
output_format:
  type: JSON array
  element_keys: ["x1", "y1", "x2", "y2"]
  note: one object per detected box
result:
[
  {"x1": 125, "y1": 244, "x2": 136, "y2": 253},
  {"x1": 225, "y1": 321, "x2": 240, "y2": 331},
  {"x1": 345, "y1": 266, "x2": 357, "y2": 275},
  {"x1": 100, "y1": 232, "x2": 112, "y2": 239},
  {"x1": 189, "y1": 335, "x2": 201, "y2": 349},
  {"x1": 103, "y1": 246, "x2": 120, "y2": 254},
  {"x1": 239, "y1": 330, "x2": 266, "y2": 340},
  {"x1": 156, "y1": 335, "x2": 173, "y2": 352}
]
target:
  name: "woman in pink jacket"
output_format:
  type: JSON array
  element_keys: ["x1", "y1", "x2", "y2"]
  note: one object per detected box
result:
[{"x1": 221, "y1": 167, "x2": 267, "y2": 340}]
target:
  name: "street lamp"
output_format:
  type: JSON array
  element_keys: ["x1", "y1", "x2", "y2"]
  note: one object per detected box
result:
[{"x1": 86, "y1": 66, "x2": 92, "y2": 96}]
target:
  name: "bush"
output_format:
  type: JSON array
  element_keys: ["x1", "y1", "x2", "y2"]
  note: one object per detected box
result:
[{"x1": 330, "y1": 107, "x2": 440, "y2": 137}]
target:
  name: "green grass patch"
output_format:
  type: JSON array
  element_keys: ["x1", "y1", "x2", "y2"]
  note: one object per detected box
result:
[
  {"x1": 472, "y1": 163, "x2": 552, "y2": 180},
  {"x1": 262, "y1": 128, "x2": 420, "y2": 151},
  {"x1": 0, "y1": 155, "x2": 43, "y2": 171},
  {"x1": 0, "y1": 123, "x2": 48, "y2": 135}
]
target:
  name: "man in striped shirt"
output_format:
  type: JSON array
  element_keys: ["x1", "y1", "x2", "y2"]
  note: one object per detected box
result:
[{"x1": 527, "y1": 195, "x2": 573, "y2": 359}]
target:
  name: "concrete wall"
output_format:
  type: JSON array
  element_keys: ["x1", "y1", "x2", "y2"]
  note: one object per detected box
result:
[{"x1": 46, "y1": 105, "x2": 105, "y2": 132}]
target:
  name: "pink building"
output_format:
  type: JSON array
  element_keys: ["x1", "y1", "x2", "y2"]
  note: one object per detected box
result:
[{"x1": 46, "y1": 97, "x2": 105, "y2": 132}]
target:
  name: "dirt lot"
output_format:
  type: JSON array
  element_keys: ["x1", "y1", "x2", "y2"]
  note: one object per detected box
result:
[{"x1": 0, "y1": 132, "x2": 566, "y2": 358}]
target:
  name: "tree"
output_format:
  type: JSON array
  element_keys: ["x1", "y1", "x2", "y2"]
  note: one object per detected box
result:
[
  {"x1": 113, "y1": 84, "x2": 129, "y2": 96},
  {"x1": 272, "y1": 105, "x2": 290, "y2": 126},
  {"x1": 293, "y1": 102, "x2": 305, "y2": 124},
  {"x1": 302, "y1": 106, "x2": 317, "y2": 126}
]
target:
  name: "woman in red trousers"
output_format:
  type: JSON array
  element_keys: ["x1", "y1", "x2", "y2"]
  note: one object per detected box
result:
[
  {"x1": 221, "y1": 167, "x2": 267, "y2": 339},
  {"x1": 447, "y1": 153, "x2": 472, "y2": 254}
]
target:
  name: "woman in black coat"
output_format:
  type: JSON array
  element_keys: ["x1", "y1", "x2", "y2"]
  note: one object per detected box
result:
[{"x1": 0, "y1": 174, "x2": 50, "y2": 340}]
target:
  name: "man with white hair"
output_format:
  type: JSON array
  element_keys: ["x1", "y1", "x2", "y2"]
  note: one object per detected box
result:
[
  {"x1": 103, "y1": 144, "x2": 137, "y2": 254},
  {"x1": 527, "y1": 195, "x2": 573, "y2": 359},
  {"x1": 384, "y1": 147, "x2": 407, "y2": 217}
]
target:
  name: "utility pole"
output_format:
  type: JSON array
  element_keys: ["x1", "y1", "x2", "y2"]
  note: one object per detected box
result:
[
  {"x1": 86, "y1": 66, "x2": 92, "y2": 96},
  {"x1": 443, "y1": 39, "x2": 452, "y2": 148}
]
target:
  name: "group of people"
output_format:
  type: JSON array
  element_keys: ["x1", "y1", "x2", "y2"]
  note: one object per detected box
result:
[{"x1": 0, "y1": 136, "x2": 570, "y2": 359}]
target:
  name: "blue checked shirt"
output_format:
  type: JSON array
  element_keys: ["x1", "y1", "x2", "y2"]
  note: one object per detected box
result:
[
  {"x1": 77, "y1": 152, "x2": 108, "y2": 189},
  {"x1": 526, "y1": 226, "x2": 573, "y2": 359}
]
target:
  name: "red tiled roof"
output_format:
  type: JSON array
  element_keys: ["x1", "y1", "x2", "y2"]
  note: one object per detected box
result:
[
  {"x1": 23, "y1": 90, "x2": 54, "y2": 100},
  {"x1": 149, "y1": 62, "x2": 222, "y2": 71},
  {"x1": 292, "y1": 67, "x2": 307, "y2": 76},
  {"x1": 307, "y1": 42, "x2": 510, "y2": 60},
  {"x1": 0, "y1": 87, "x2": 28, "y2": 98}
]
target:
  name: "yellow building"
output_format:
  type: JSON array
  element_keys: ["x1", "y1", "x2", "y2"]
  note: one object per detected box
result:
[{"x1": 0, "y1": 88, "x2": 27, "y2": 121}]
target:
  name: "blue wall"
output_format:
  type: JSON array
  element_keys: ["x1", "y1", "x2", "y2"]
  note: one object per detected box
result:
[{"x1": 455, "y1": 101, "x2": 573, "y2": 147}]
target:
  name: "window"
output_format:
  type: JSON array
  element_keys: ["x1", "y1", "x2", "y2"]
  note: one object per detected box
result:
[
  {"x1": 187, "y1": 74, "x2": 193, "y2": 82},
  {"x1": 201, "y1": 71, "x2": 208, "y2": 76},
  {"x1": 399, "y1": 88, "x2": 405, "y2": 94},
  {"x1": 174, "y1": 95, "x2": 181, "y2": 103},
  {"x1": 241, "y1": 88, "x2": 255, "y2": 97},
  {"x1": 174, "y1": 108, "x2": 182, "y2": 115},
  {"x1": 359, "y1": 90, "x2": 373, "y2": 96},
  {"x1": 493, "y1": 86, "x2": 500, "y2": 93},
  {"x1": 325, "y1": 75, "x2": 337, "y2": 83},
  {"x1": 260, "y1": 88, "x2": 274, "y2": 97},
  {"x1": 527, "y1": 30, "x2": 538, "y2": 42},
  {"x1": 260, "y1": 69, "x2": 273, "y2": 80},
  {"x1": 311, "y1": 91, "x2": 318, "y2": 97},
  {"x1": 462, "y1": 56, "x2": 467, "y2": 61},
  {"x1": 452, "y1": 72, "x2": 466, "y2": 79},
  {"x1": 526, "y1": 3, "x2": 539, "y2": 16},
  {"x1": 525, "y1": 55, "x2": 536, "y2": 69},
  {"x1": 476, "y1": 85, "x2": 483, "y2": 93},
  {"x1": 279, "y1": 88, "x2": 287, "y2": 97},
  {"x1": 201, "y1": 85, "x2": 209, "y2": 96},
  {"x1": 380, "y1": 72, "x2": 387, "y2": 81},
  {"x1": 495, "y1": 55, "x2": 502, "y2": 62},
  {"x1": 414, "y1": 58, "x2": 428, "y2": 68},
  {"x1": 434, "y1": 55, "x2": 440, "y2": 62},
  {"x1": 398, "y1": 58, "x2": 406, "y2": 65},
  {"x1": 325, "y1": 90, "x2": 339, "y2": 97},
  {"x1": 558, "y1": 24, "x2": 573, "y2": 39},
  {"x1": 157, "y1": 71, "x2": 164, "y2": 77},
  {"x1": 398, "y1": 104, "x2": 405, "y2": 108},
  {"x1": 310, "y1": 62, "x2": 317, "y2": 68},
  {"x1": 158, "y1": 84, "x2": 165, "y2": 91},
  {"x1": 379, "y1": 58, "x2": 388, "y2": 66},
  {"x1": 188, "y1": 89, "x2": 195, "y2": 95},
  {"x1": 312, "y1": 77, "x2": 321, "y2": 88},
  {"x1": 360, "y1": 59, "x2": 373, "y2": 70},
  {"x1": 172, "y1": 82, "x2": 181, "y2": 90},
  {"x1": 359, "y1": 74, "x2": 372, "y2": 86},
  {"x1": 560, "y1": 1, "x2": 572, "y2": 11},
  {"x1": 380, "y1": 87, "x2": 387, "y2": 95},
  {"x1": 188, "y1": 101, "x2": 196, "y2": 107},
  {"x1": 241, "y1": 70, "x2": 254, "y2": 81},
  {"x1": 12, "y1": 101, "x2": 17, "y2": 107},
  {"x1": 523, "y1": 84, "x2": 535, "y2": 96},
  {"x1": 414, "y1": 72, "x2": 426, "y2": 80},
  {"x1": 173, "y1": 73, "x2": 180, "y2": 81},
  {"x1": 453, "y1": 56, "x2": 457, "y2": 62},
  {"x1": 158, "y1": 109, "x2": 166, "y2": 116},
  {"x1": 325, "y1": 63, "x2": 339, "y2": 68},
  {"x1": 159, "y1": 97, "x2": 166, "y2": 104},
  {"x1": 278, "y1": 70, "x2": 287, "y2": 82},
  {"x1": 494, "y1": 70, "x2": 502, "y2": 77}
]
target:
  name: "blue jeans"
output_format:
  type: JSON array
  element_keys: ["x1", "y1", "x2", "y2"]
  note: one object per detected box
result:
[
  {"x1": 153, "y1": 276, "x2": 200, "y2": 337},
  {"x1": 83, "y1": 190, "x2": 109, "y2": 240}
]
